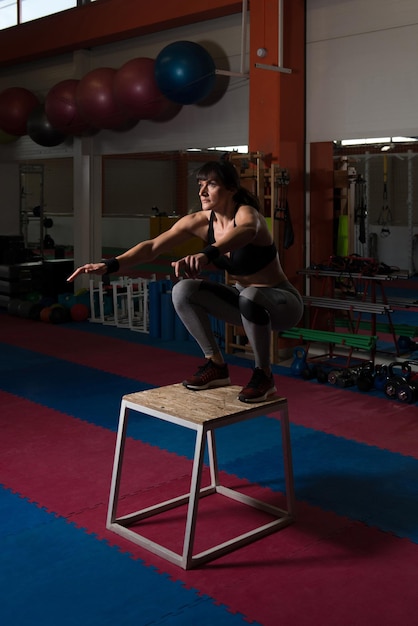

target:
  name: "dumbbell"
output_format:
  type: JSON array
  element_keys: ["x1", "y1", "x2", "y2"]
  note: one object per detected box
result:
[
  {"x1": 396, "y1": 374, "x2": 418, "y2": 403},
  {"x1": 396, "y1": 360, "x2": 418, "y2": 403},
  {"x1": 336, "y1": 366, "x2": 362, "y2": 388},
  {"x1": 328, "y1": 366, "x2": 361, "y2": 388},
  {"x1": 316, "y1": 365, "x2": 334, "y2": 383},
  {"x1": 327, "y1": 368, "x2": 343, "y2": 385},
  {"x1": 384, "y1": 361, "x2": 412, "y2": 399}
]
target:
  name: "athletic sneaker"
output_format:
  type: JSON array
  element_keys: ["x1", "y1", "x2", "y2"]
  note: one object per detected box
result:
[
  {"x1": 238, "y1": 368, "x2": 277, "y2": 403},
  {"x1": 183, "y1": 359, "x2": 231, "y2": 390}
]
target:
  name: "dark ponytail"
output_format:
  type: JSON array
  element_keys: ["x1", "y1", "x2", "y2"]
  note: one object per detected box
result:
[
  {"x1": 233, "y1": 186, "x2": 261, "y2": 211},
  {"x1": 196, "y1": 160, "x2": 261, "y2": 211}
]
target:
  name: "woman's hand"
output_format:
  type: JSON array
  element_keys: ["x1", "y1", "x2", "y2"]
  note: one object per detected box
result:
[
  {"x1": 171, "y1": 253, "x2": 208, "y2": 279},
  {"x1": 67, "y1": 262, "x2": 107, "y2": 283}
]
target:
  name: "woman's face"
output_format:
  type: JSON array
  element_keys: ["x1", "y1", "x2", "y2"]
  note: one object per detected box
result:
[{"x1": 198, "y1": 177, "x2": 235, "y2": 211}]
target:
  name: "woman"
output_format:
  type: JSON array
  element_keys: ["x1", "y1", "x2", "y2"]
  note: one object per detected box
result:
[{"x1": 67, "y1": 159, "x2": 303, "y2": 403}]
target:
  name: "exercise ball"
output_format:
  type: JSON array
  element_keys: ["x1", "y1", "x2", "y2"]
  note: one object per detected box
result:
[
  {"x1": 49, "y1": 304, "x2": 70, "y2": 324},
  {"x1": 154, "y1": 41, "x2": 216, "y2": 105},
  {"x1": 0, "y1": 87, "x2": 40, "y2": 135},
  {"x1": 45, "y1": 79, "x2": 94, "y2": 135},
  {"x1": 27, "y1": 104, "x2": 67, "y2": 147},
  {"x1": 40, "y1": 306, "x2": 53, "y2": 323},
  {"x1": 114, "y1": 57, "x2": 175, "y2": 120},
  {"x1": 24, "y1": 302, "x2": 42, "y2": 321},
  {"x1": 195, "y1": 41, "x2": 230, "y2": 107},
  {"x1": 70, "y1": 303, "x2": 89, "y2": 322},
  {"x1": 16, "y1": 299, "x2": 41, "y2": 320},
  {"x1": 26, "y1": 291, "x2": 42, "y2": 303},
  {"x1": 76, "y1": 67, "x2": 135, "y2": 130},
  {"x1": 151, "y1": 100, "x2": 182, "y2": 122}
]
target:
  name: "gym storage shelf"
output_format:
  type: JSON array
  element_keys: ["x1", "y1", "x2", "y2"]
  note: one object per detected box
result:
[{"x1": 285, "y1": 266, "x2": 412, "y2": 365}]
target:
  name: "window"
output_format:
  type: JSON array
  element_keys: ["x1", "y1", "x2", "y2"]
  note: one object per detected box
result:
[
  {"x1": 20, "y1": 0, "x2": 76, "y2": 23},
  {"x1": 0, "y1": 0, "x2": 98, "y2": 29},
  {"x1": 0, "y1": 0, "x2": 17, "y2": 29}
]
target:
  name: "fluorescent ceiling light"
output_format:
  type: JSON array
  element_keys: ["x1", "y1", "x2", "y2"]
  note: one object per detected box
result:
[
  {"x1": 340, "y1": 137, "x2": 417, "y2": 146},
  {"x1": 187, "y1": 145, "x2": 249, "y2": 153}
]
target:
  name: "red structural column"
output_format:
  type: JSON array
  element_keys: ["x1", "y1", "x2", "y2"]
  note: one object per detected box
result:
[
  {"x1": 249, "y1": 0, "x2": 305, "y2": 286},
  {"x1": 309, "y1": 142, "x2": 335, "y2": 273}
]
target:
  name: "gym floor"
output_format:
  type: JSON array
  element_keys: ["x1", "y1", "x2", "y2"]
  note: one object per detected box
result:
[{"x1": 1, "y1": 306, "x2": 418, "y2": 625}]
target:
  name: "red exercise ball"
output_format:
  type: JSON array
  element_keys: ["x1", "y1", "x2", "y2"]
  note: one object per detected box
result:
[
  {"x1": 75, "y1": 67, "x2": 136, "y2": 130},
  {"x1": 0, "y1": 87, "x2": 40, "y2": 135},
  {"x1": 40, "y1": 306, "x2": 53, "y2": 323},
  {"x1": 70, "y1": 303, "x2": 90, "y2": 322},
  {"x1": 27, "y1": 104, "x2": 67, "y2": 147},
  {"x1": 45, "y1": 79, "x2": 95, "y2": 135},
  {"x1": 114, "y1": 57, "x2": 175, "y2": 120}
]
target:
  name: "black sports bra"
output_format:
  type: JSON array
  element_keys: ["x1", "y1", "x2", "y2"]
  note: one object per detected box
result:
[{"x1": 207, "y1": 210, "x2": 277, "y2": 276}]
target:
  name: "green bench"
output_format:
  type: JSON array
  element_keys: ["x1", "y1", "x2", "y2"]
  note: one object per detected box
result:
[{"x1": 279, "y1": 327, "x2": 377, "y2": 351}]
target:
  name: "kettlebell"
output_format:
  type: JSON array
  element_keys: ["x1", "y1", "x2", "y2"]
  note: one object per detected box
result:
[
  {"x1": 384, "y1": 361, "x2": 411, "y2": 399},
  {"x1": 374, "y1": 363, "x2": 389, "y2": 391},
  {"x1": 291, "y1": 347, "x2": 308, "y2": 377},
  {"x1": 357, "y1": 361, "x2": 375, "y2": 392},
  {"x1": 398, "y1": 336, "x2": 418, "y2": 353}
]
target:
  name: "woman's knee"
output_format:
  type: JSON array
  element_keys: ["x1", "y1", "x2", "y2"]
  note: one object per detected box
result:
[{"x1": 171, "y1": 279, "x2": 200, "y2": 309}]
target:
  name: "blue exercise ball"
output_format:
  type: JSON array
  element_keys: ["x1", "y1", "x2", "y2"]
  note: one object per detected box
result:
[{"x1": 155, "y1": 41, "x2": 216, "y2": 105}]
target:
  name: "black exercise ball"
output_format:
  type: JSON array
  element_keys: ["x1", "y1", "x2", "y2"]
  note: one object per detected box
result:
[{"x1": 27, "y1": 104, "x2": 67, "y2": 147}]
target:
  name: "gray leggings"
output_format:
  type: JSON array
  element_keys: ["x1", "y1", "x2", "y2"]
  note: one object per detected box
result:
[{"x1": 171, "y1": 278, "x2": 303, "y2": 369}]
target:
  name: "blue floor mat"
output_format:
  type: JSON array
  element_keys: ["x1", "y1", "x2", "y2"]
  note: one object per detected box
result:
[{"x1": 0, "y1": 487, "x2": 258, "y2": 626}]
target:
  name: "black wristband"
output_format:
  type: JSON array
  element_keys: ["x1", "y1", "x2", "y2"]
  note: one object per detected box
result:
[
  {"x1": 102, "y1": 257, "x2": 120, "y2": 274},
  {"x1": 201, "y1": 245, "x2": 220, "y2": 262}
]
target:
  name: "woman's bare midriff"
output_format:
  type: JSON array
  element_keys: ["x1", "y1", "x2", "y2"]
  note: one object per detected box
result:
[{"x1": 228, "y1": 257, "x2": 287, "y2": 288}]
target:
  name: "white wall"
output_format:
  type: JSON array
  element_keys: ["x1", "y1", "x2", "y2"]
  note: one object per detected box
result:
[{"x1": 306, "y1": 0, "x2": 418, "y2": 142}]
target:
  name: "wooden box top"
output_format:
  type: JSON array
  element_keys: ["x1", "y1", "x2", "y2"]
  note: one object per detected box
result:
[{"x1": 123, "y1": 383, "x2": 287, "y2": 425}]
